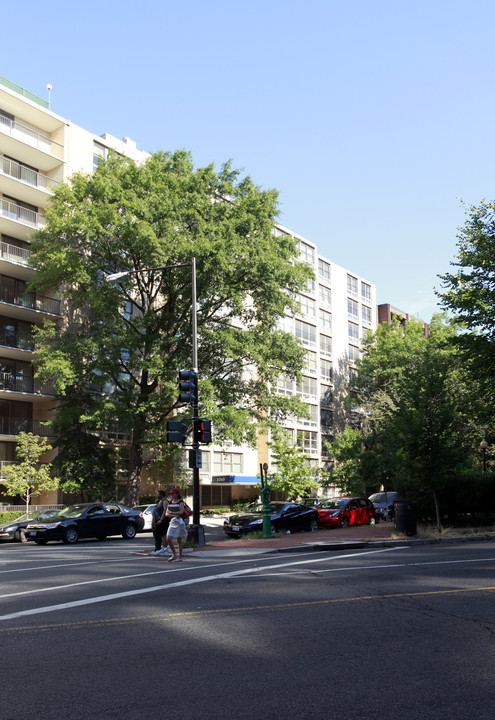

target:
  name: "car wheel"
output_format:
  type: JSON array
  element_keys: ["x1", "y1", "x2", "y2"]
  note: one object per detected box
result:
[
  {"x1": 369, "y1": 516, "x2": 376, "y2": 525},
  {"x1": 270, "y1": 523, "x2": 277, "y2": 535},
  {"x1": 14, "y1": 529, "x2": 22, "y2": 542},
  {"x1": 63, "y1": 526, "x2": 79, "y2": 544},
  {"x1": 122, "y1": 523, "x2": 137, "y2": 540},
  {"x1": 308, "y1": 519, "x2": 318, "y2": 532},
  {"x1": 341, "y1": 517, "x2": 349, "y2": 528},
  {"x1": 34, "y1": 539, "x2": 48, "y2": 545}
]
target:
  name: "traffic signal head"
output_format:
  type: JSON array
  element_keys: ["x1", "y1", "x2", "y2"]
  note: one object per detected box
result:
[
  {"x1": 166, "y1": 420, "x2": 187, "y2": 444},
  {"x1": 178, "y1": 369, "x2": 198, "y2": 406},
  {"x1": 193, "y1": 418, "x2": 212, "y2": 445}
]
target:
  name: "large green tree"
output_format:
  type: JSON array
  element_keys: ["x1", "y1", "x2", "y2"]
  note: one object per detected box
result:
[
  {"x1": 2, "y1": 432, "x2": 59, "y2": 509},
  {"x1": 347, "y1": 316, "x2": 490, "y2": 529},
  {"x1": 30, "y1": 150, "x2": 312, "y2": 505},
  {"x1": 437, "y1": 199, "x2": 495, "y2": 381}
]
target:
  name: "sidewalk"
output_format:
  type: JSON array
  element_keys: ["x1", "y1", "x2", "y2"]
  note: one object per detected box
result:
[{"x1": 191, "y1": 522, "x2": 495, "y2": 557}]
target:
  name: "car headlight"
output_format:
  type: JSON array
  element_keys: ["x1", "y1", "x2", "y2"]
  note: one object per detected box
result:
[
  {"x1": 248, "y1": 519, "x2": 263, "y2": 526},
  {"x1": 43, "y1": 522, "x2": 61, "y2": 530}
]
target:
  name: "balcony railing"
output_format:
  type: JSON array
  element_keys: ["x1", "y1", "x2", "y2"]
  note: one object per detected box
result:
[
  {"x1": 0, "y1": 372, "x2": 56, "y2": 396},
  {"x1": 0, "y1": 327, "x2": 34, "y2": 351},
  {"x1": 1, "y1": 199, "x2": 46, "y2": 229},
  {"x1": 0, "y1": 240, "x2": 33, "y2": 267},
  {"x1": 0, "y1": 157, "x2": 59, "y2": 192},
  {"x1": 0, "y1": 417, "x2": 54, "y2": 437},
  {"x1": 0, "y1": 114, "x2": 64, "y2": 159},
  {"x1": 0, "y1": 287, "x2": 60, "y2": 315}
]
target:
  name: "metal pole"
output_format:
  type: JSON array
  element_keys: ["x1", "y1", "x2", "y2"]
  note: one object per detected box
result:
[{"x1": 191, "y1": 257, "x2": 204, "y2": 543}]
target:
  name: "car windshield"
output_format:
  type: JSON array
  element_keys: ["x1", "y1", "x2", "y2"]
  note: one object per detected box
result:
[
  {"x1": 243, "y1": 502, "x2": 286, "y2": 515},
  {"x1": 320, "y1": 499, "x2": 348, "y2": 509},
  {"x1": 11, "y1": 512, "x2": 38, "y2": 523},
  {"x1": 56, "y1": 504, "x2": 89, "y2": 518},
  {"x1": 370, "y1": 493, "x2": 396, "y2": 503}
]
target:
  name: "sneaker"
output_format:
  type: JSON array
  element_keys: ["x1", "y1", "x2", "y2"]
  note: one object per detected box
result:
[{"x1": 155, "y1": 548, "x2": 170, "y2": 555}]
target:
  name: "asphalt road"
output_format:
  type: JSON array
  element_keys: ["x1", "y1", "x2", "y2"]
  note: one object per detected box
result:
[{"x1": 1, "y1": 537, "x2": 494, "y2": 720}]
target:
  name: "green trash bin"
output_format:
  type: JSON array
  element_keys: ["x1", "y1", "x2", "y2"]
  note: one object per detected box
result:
[{"x1": 394, "y1": 500, "x2": 417, "y2": 536}]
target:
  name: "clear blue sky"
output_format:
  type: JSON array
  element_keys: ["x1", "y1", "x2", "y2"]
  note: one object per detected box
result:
[{"x1": 3, "y1": 0, "x2": 494, "y2": 322}]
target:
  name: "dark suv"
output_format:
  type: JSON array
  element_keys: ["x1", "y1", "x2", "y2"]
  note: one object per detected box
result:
[{"x1": 368, "y1": 492, "x2": 397, "y2": 522}]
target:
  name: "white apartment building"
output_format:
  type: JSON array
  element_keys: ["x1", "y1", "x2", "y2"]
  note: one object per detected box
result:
[
  {"x1": 0, "y1": 76, "x2": 147, "y2": 505},
  {"x1": 198, "y1": 226, "x2": 376, "y2": 507},
  {"x1": 0, "y1": 75, "x2": 376, "y2": 508}
]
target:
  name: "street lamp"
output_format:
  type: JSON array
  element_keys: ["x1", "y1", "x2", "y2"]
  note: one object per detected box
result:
[
  {"x1": 106, "y1": 258, "x2": 204, "y2": 545},
  {"x1": 480, "y1": 439, "x2": 488, "y2": 473}
]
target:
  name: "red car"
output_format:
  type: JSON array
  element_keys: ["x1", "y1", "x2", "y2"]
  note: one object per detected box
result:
[{"x1": 317, "y1": 497, "x2": 376, "y2": 528}]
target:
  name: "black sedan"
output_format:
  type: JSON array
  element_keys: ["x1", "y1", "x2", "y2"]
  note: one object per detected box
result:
[
  {"x1": 24, "y1": 502, "x2": 144, "y2": 545},
  {"x1": 223, "y1": 501, "x2": 319, "y2": 538},
  {"x1": 0, "y1": 509, "x2": 59, "y2": 542}
]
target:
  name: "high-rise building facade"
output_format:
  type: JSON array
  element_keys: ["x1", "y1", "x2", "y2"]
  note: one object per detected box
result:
[
  {"x1": 0, "y1": 75, "x2": 376, "y2": 507},
  {"x1": 0, "y1": 76, "x2": 147, "y2": 505}
]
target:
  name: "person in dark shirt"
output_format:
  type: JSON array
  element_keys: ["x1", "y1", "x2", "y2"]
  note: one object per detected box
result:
[{"x1": 152, "y1": 490, "x2": 170, "y2": 555}]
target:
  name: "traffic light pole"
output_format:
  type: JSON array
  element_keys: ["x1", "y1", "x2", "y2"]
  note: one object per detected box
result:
[
  {"x1": 190, "y1": 258, "x2": 205, "y2": 542},
  {"x1": 107, "y1": 258, "x2": 205, "y2": 546}
]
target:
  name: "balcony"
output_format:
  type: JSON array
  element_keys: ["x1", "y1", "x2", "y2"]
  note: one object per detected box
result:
[
  {"x1": 0, "y1": 417, "x2": 55, "y2": 437},
  {"x1": 0, "y1": 287, "x2": 61, "y2": 319},
  {"x1": 0, "y1": 198, "x2": 46, "y2": 241},
  {"x1": 0, "y1": 239, "x2": 33, "y2": 276},
  {"x1": 0, "y1": 372, "x2": 56, "y2": 399},
  {"x1": 0, "y1": 326, "x2": 34, "y2": 355},
  {"x1": 0, "y1": 114, "x2": 64, "y2": 172},
  {"x1": 0, "y1": 157, "x2": 58, "y2": 206}
]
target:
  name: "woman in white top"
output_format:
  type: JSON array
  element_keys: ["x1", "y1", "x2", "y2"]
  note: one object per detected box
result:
[{"x1": 165, "y1": 488, "x2": 187, "y2": 561}]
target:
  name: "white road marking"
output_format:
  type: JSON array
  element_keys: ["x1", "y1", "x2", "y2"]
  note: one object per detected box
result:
[{"x1": 0, "y1": 547, "x2": 404, "y2": 621}]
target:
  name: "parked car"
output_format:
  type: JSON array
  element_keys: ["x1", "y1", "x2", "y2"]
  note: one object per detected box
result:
[
  {"x1": 24, "y1": 502, "x2": 145, "y2": 545},
  {"x1": 368, "y1": 492, "x2": 397, "y2": 522},
  {"x1": 0, "y1": 509, "x2": 59, "y2": 542},
  {"x1": 317, "y1": 497, "x2": 376, "y2": 528},
  {"x1": 133, "y1": 504, "x2": 154, "y2": 531},
  {"x1": 223, "y1": 501, "x2": 319, "y2": 537}
]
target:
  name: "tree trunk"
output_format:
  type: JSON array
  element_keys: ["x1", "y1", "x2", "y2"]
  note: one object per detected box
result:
[
  {"x1": 433, "y1": 489, "x2": 442, "y2": 533},
  {"x1": 125, "y1": 432, "x2": 144, "y2": 507}
]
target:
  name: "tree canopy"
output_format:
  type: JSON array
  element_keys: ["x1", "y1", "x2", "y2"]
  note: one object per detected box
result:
[
  {"x1": 30, "y1": 150, "x2": 312, "y2": 505},
  {"x1": 332, "y1": 316, "x2": 492, "y2": 528},
  {"x1": 2, "y1": 433, "x2": 59, "y2": 508},
  {"x1": 437, "y1": 199, "x2": 495, "y2": 380}
]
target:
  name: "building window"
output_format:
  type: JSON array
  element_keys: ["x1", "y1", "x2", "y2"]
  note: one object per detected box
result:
[
  {"x1": 348, "y1": 321, "x2": 359, "y2": 342},
  {"x1": 347, "y1": 298, "x2": 358, "y2": 320},
  {"x1": 93, "y1": 142, "x2": 106, "y2": 172},
  {"x1": 320, "y1": 359, "x2": 333, "y2": 382},
  {"x1": 298, "y1": 242, "x2": 315, "y2": 265},
  {"x1": 320, "y1": 409, "x2": 334, "y2": 430},
  {"x1": 319, "y1": 309, "x2": 332, "y2": 331},
  {"x1": 201, "y1": 484, "x2": 233, "y2": 507},
  {"x1": 347, "y1": 274, "x2": 358, "y2": 296},
  {"x1": 213, "y1": 452, "x2": 243, "y2": 475},
  {"x1": 296, "y1": 376, "x2": 317, "y2": 400},
  {"x1": 305, "y1": 278, "x2": 315, "y2": 295},
  {"x1": 362, "y1": 304, "x2": 372, "y2": 326},
  {"x1": 274, "y1": 375, "x2": 294, "y2": 395},
  {"x1": 361, "y1": 282, "x2": 372, "y2": 303},
  {"x1": 297, "y1": 294, "x2": 316, "y2": 318},
  {"x1": 318, "y1": 259, "x2": 331, "y2": 283},
  {"x1": 320, "y1": 385, "x2": 333, "y2": 406},
  {"x1": 319, "y1": 285, "x2": 331, "y2": 307},
  {"x1": 320, "y1": 334, "x2": 332, "y2": 358},
  {"x1": 296, "y1": 430, "x2": 318, "y2": 454},
  {"x1": 305, "y1": 351, "x2": 317, "y2": 374},
  {"x1": 298, "y1": 403, "x2": 318, "y2": 427},
  {"x1": 348, "y1": 345, "x2": 360, "y2": 364},
  {"x1": 295, "y1": 319, "x2": 316, "y2": 347}
]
